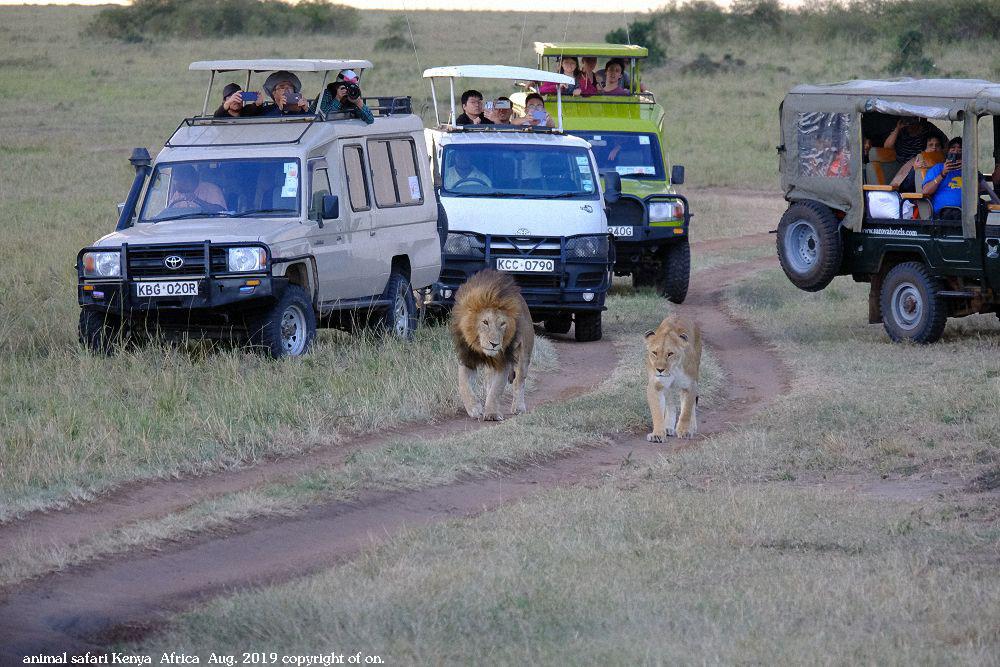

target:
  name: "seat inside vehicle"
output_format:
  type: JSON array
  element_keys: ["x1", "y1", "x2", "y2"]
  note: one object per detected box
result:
[{"x1": 866, "y1": 147, "x2": 899, "y2": 185}]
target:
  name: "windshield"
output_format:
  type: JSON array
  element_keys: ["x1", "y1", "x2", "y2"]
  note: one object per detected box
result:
[
  {"x1": 566, "y1": 131, "x2": 664, "y2": 179},
  {"x1": 139, "y1": 158, "x2": 301, "y2": 222},
  {"x1": 440, "y1": 144, "x2": 599, "y2": 199}
]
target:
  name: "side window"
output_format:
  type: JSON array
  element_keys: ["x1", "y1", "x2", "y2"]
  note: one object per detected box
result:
[
  {"x1": 344, "y1": 145, "x2": 370, "y2": 212},
  {"x1": 309, "y1": 165, "x2": 331, "y2": 219},
  {"x1": 798, "y1": 112, "x2": 851, "y2": 178},
  {"x1": 367, "y1": 138, "x2": 425, "y2": 207}
]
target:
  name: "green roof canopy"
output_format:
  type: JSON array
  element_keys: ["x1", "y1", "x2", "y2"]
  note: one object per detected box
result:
[{"x1": 534, "y1": 42, "x2": 648, "y2": 58}]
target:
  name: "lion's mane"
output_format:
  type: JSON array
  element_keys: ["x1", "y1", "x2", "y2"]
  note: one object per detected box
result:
[{"x1": 451, "y1": 269, "x2": 525, "y2": 371}]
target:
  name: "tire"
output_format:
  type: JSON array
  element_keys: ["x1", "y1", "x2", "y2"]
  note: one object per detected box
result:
[
  {"x1": 657, "y1": 239, "x2": 690, "y2": 303},
  {"x1": 776, "y1": 200, "x2": 843, "y2": 292},
  {"x1": 544, "y1": 317, "x2": 572, "y2": 335},
  {"x1": 574, "y1": 311, "x2": 602, "y2": 342},
  {"x1": 879, "y1": 262, "x2": 947, "y2": 344},
  {"x1": 247, "y1": 285, "x2": 316, "y2": 358},
  {"x1": 79, "y1": 308, "x2": 127, "y2": 354},
  {"x1": 376, "y1": 271, "x2": 417, "y2": 341}
]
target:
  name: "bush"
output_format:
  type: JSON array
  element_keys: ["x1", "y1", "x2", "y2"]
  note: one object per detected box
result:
[
  {"x1": 887, "y1": 30, "x2": 935, "y2": 75},
  {"x1": 87, "y1": 0, "x2": 359, "y2": 40},
  {"x1": 606, "y1": 18, "x2": 667, "y2": 66},
  {"x1": 374, "y1": 15, "x2": 413, "y2": 51}
]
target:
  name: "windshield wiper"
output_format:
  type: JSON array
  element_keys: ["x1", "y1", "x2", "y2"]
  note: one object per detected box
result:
[
  {"x1": 150, "y1": 211, "x2": 234, "y2": 223},
  {"x1": 443, "y1": 191, "x2": 526, "y2": 198},
  {"x1": 229, "y1": 208, "x2": 297, "y2": 218},
  {"x1": 533, "y1": 192, "x2": 586, "y2": 199}
]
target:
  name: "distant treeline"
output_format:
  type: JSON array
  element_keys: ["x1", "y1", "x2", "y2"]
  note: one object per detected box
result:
[
  {"x1": 88, "y1": 0, "x2": 359, "y2": 41},
  {"x1": 657, "y1": 0, "x2": 1000, "y2": 42}
]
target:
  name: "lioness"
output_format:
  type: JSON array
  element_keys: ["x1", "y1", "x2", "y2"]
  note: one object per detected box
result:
[
  {"x1": 451, "y1": 269, "x2": 535, "y2": 421},
  {"x1": 645, "y1": 314, "x2": 702, "y2": 441}
]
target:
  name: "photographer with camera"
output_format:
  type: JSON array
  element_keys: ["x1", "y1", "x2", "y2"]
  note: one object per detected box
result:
[
  {"x1": 214, "y1": 83, "x2": 268, "y2": 118},
  {"x1": 922, "y1": 137, "x2": 966, "y2": 220},
  {"x1": 259, "y1": 71, "x2": 311, "y2": 116},
  {"x1": 317, "y1": 70, "x2": 374, "y2": 124}
]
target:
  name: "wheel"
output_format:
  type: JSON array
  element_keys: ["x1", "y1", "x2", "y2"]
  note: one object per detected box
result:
[
  {"x1": 79, "y1": 308, "x2": 128, "y2": 354},
  {"x1": 247, "y1": 285, "x2": 316, "y2": 358},
  {"x1": 776, "y1": 200, "x2": 843, "y2": 292},
  {"x1": 574, "y1": 311, "x2": 602, "y2": 342},
  {"x1": 544, "y1": 317, "x2": 572, "y2": 334},
  {"x1": 657, "y1": 239, "x2": 690, "y2": 303},
  {"x1": 879, "y1": 262, "x2": 947, "y2": 344},
  {"x1": 376, "y1": 271, "x2": 417, "y2": 340}
]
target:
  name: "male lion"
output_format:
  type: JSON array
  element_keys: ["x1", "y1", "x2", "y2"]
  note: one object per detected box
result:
[
  {"x1": 645, "y1": 314, "x2": 702, "y2": 441},
  {"x1": 451, "y1": 269, "x2": 535, "y2": 421}
]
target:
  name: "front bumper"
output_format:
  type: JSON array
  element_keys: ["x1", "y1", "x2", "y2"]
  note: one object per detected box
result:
[
  {"x1": 608, "y1": 194, "x2": 691, "y2": 270},
  {"x1": 77, "y1": 242, "x2": 284, "y2": 324},
  {"x1": 431, "y1": 233, "x2": 614, "y2": 314}
]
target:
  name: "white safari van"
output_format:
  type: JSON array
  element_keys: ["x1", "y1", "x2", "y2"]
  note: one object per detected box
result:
[
  {"x1": 77, "y1": 59, "x2": 441, "y2": 357},
  {"x1": 424, "y1": 65, "x2": 618, "y2": 342}
]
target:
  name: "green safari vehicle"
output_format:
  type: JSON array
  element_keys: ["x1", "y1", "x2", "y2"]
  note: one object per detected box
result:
[{"x1": 511, "y1": 42, "x2": 691, "y2": 303}]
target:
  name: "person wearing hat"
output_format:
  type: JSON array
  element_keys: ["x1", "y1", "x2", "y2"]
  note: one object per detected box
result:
[
  {"x1": 213, "y1": 83, "x2": 267, "y2": 118},
  {"x1": 260, "y1": 70, "x2": 311, "y2": 116},
  {"x1": 315, "y1": 69, "x2": 374, "y2": 124}
]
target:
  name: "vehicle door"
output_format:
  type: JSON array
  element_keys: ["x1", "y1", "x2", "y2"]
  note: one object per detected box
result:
[
  {"x1": 366, "y1": 136, "x2": 429, "y2": 294},
  {"x1": 335, "y1": 142, "x2": 377, "y2": 299},
  {"x1": 305, "y1": 158, "x2": 345, "y2": 299}
]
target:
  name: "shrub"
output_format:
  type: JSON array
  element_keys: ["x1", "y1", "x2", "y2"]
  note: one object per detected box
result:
[
  {"x1": 887, "y1": 30, "x2": 935, "y2": 75},
  {"x1": 374, "y1": 15, "x2": 413, "y2": 51},
  {"x1": 87, "y1": 0, "x2": 359, "y2": 40},
  {"x1": 605, "y1": 18, "x2": 667, "y2": 66}
]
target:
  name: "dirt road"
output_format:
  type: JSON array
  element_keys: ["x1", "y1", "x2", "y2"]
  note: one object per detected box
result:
[{"x1": 0, "y1": 234, "x2": 786, "y2": 660}]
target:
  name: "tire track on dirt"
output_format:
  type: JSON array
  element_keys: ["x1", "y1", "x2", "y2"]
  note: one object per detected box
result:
[
  {"x1": 0, "y1": 247, "x2": 788, "y2": 660},
  {"x1": 0, "y1": 337, "x2": 617, "y2": 562}
]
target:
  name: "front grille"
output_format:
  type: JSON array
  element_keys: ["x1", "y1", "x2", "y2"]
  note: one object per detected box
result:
[
  {"x1": 576, "y1": 272, "x2": 605, "y2": 288},
  {"x1": 512, "y1": 274, "x2": 562, "y2": 289},
  {"x1": 607, "y1": 198, "x2": 645, "y2": 227},
  {"x1": 485, "y1": 235, "x2": 564, "y2": 258},
  {"x1": 127, "y1": 244, "x2": 227, "y2": 278}
]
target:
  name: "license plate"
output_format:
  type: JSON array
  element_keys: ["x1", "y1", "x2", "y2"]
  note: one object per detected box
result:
[
  {"x1": 609, "y1": 225, "x2": 635, "y2": 237},
  {"x1": 495, "y1": 257, "x2": 555, "y2": 273},
  {"x1": 136, "y1": 281, "x2": 199, "y2": 297}
]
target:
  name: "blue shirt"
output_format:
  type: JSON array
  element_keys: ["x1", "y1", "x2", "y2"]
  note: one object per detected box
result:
[{"x1": 923, "y1": 163, "x2": 963, "y2": 212}]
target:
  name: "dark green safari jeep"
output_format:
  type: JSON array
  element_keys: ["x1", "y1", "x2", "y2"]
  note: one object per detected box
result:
[{"x1": 776, "y1": 79, "x2": 1000, "y2": 343}]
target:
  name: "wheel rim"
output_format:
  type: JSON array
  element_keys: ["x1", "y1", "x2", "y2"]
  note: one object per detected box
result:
[
  {"x1": 280, "y1": 304, "x2": 308, "y2": 355},
  {"x1": 890, "y1": 282, "x2": 924, "y2": 331},
  {"x1": 391, "y1": 288, "x2": 409, "y2": 338},
  {"x1": 785, "y1": 219, "x2": 819, "y2": 274}
]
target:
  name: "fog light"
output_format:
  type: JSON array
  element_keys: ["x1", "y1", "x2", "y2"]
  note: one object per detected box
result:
[
  {"x1": 240, "y1": 286, "x2": 255, "y2": 293},
  {"x1": 582, "y1": 291, "x2": 595, "y2": 302},
  {"x1": 93, "y1": 291, "x2": 105, "y2": 299},
  {"x1": 444, "y1": 289, "x2": 453, "y2": 298},
  {"x1": 245, "y1": 279, "x2": 261, "y2": 286}
]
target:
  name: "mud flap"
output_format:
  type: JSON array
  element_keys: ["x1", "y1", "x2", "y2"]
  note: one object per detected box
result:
[{"x1": 868, "y1": 272, "x2": 883, "y2": 324}]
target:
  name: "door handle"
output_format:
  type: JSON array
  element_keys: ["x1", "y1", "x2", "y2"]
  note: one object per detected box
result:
[
  {"x1": 336, "y1": 235, "x2": 344, "y2": 242},
  {"x1": 370, "y1": 229, "x2": 376, "y2": 236}
]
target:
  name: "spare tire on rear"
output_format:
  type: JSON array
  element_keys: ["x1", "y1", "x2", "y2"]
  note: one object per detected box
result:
[{"x1": 776, "y1": 200, "x2": 843, "y2": 292}]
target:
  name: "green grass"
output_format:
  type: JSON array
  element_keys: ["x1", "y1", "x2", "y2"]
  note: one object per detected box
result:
[{"x1": 125, "y1": 482, "x2": 1000, "y2": 664}]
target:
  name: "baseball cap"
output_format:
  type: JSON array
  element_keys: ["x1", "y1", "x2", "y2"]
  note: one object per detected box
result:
[
  {"x1": 222, "y1": 83, "x2": 242, "y2": 100},
  {"x1": 339, "y1": 69, "x2": 359, "y2": 83}
]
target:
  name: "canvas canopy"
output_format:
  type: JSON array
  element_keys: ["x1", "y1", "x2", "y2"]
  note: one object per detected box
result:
[
  {"x1": 190, "y1": 59, "x2": 372, "y2": 73},
  {"x1": 781, "y1": 78, "x2": 1000, "y2": 239}
]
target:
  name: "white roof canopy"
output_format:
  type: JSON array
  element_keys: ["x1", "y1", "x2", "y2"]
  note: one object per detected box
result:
[
  {"x1": 422, "y1": 65, "x2": 574, "y2": 86},
  {"x1": 190, "y1": 59, "x2": 373, "y2": 73}
]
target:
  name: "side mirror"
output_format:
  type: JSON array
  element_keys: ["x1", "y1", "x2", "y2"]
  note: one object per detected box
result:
[
  {"x1": 671, "y1": 165, "x2": 685, "y2": 186},
  {"x1": 602, "y1": 171, "x2": 622, "y2": 204},
  {"x1": 322, "y1": 194, "x2": 339, "y2": 221}
]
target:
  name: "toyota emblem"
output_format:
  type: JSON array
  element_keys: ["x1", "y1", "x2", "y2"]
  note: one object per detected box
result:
[
  {"x1": 516, "y1": 228, "x2": 530, "y2": 235},
  {"x1": 164, "y1": 255, "x2": 184, "y2": 270},
  {"x1": 580, "y1": 205, "x2": 593, "y2": 213}
]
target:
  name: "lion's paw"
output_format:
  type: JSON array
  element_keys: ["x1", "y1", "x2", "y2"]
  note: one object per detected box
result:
[
  {"x1": 466, "y1": 404, "x2": 484, "y2": 420},
  {"x1": 646, "y1": 431, "x2": 665, "y2": 443},
  {"x1": 665, "y1": 426, "x2": 677, "y2": 437},
  {"x1": 676, "y1": 427, "x2": 696, "y2": 439},
  {"x1": 511, "y1": 402, "x2": 527, "y2": 415},
  {"x1": 483, "y1": 412, "x2": 505, "y2": 422}
]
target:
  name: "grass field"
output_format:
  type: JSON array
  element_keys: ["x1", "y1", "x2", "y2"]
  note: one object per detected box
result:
[{"x1": 126, "y1": 267, "x2": 1000, "y2": 663}]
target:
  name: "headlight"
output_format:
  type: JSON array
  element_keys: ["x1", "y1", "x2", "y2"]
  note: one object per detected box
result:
[
  {"x1": 227, "y1": 247, "x2": 267, "y2": 272},
  {"x1": 443, "y1": 233, "x2": 482, "y2": 256},
  {"x1": 649, "y1": 201, "x2": 683, "y2": 222},
  {"x1": 565, "y1": 235, "x2": 608, "y2": 259},
  {"x1": 82, "y1": 251, "x2": 121, "y2": 278}
]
